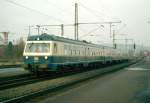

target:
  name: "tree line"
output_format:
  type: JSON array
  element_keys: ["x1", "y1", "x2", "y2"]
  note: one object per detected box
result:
[{"x1": 0, "y1": 38, "x2": 25, "y2": 62}]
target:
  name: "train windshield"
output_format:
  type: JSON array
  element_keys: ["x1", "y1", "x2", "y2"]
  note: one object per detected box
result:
[{"x1": 25, "y1": 43, "x2": 50, "y2": 53}]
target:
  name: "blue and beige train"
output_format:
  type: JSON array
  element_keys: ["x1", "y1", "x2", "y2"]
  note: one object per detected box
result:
[{"x1": 23, "y1": 33, "x2": 130, "y2": 73}]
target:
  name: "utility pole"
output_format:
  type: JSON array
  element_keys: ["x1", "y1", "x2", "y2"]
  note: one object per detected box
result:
[
  {"x1": 110, "y1": 23, "x2": 112, "y2": 38},
  {"x1": 115, "y1": 38, "x2": 135, "y2": 58},
  {"x1": 125, "y1": 38, "x2": 128, "y2": 52},
  {"x1": 61, "y1": 24, "x2": 64, "y2": 36},
  {"x1": 28, "y1": 25, "x2": 31, "y2": 36},
  {"x1": 114, "y1": 38, "x2": 134, "y2": 47},
  {"x1": 75, "y1": 3, "x2": 79, "y2": 40},
  {"x1": 125, "y1": 38, "x2": 135, "y2": 56},
  {"x1": 36, "y1": 25, "x2": 40, "y2": 35},
  {"x1": 109, "y1": 22, "x2": 122, "y2": 38},
  {"x1": 124, "y1": 38, "x2": 134, "y2": 50},
  {"x1": 27, "y1": 25, "x2": 34, "y2": 37},
  {"x1": 112, "y1": 30, "x2": 116, "y2": 48}
]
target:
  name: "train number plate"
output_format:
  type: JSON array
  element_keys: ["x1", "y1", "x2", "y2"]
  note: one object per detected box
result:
[{"x1": 34, "y1": 57, "x2": 39, "y2": 61}]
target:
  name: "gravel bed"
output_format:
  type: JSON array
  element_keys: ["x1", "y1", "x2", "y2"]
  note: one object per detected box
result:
[
  {"x1": 0, "y1": 62, "x2": 23, "y2": 69},
  {"x1": 0, "y1": 68, "x2": 29, "y2": 78}
]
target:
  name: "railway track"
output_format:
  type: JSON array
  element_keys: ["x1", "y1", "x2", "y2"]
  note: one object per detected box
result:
[
  {"x1": 0, "y1": 76, "x2": 38, "y2": 90},
  {"x1": 0, "y1": 61, "x2": 138, "y2": 103},
  {"x1": 0, "y1": 70, "x2": 81, "y2": 91},
  {"x1": 0, "y1": 74, "x2": 31, "y2": 83}
]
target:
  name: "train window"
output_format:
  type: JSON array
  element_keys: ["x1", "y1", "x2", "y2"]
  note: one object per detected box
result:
[
  {"x1": 64, "y1": 49, "x2": 67, "y2": 55},
  {"x1": 75, "y1": 50, "x2": 77, "y2": 55},
  {"x1": 71, "y1": 50, "x2": 72, "y2": 55},
  {"x1": 64, "y1": 45, "x2": 68, "y2": 55},
  {"x1": 85, "y1": 48, "x2": 87, "y2": 56},
  {"x1": 82, "y1": 47, "x2": 84, "y2": 55},
  {"x1": 69, "y1": 48, "x2": 71, "y2": 56},
  {"x1": 88, "y1": 48, "x2": 90, "y2": 55},
  {"x1": 25, "y1": 43, "x2": 50, "y2": 53},
  {"x1": 74, "y1": 50, "x2": 76, "y2": 55},
  {"x1": 54, "y1": 43, "x2": 57, "y2": 53}
]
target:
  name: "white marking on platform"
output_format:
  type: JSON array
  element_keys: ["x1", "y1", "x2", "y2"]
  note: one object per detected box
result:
[{"x1": 126, "y1": 68, "x2": 150, "y2": 71}]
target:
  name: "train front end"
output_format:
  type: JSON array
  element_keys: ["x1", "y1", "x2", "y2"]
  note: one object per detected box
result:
[{"x1": 23, "y1": 40, "x2": 52, "y2": 72}]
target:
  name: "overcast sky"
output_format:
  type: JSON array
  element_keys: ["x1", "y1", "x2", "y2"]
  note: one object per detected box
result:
[{"x1": 0, "y1": 0, "x2": 150, "y2": 46}]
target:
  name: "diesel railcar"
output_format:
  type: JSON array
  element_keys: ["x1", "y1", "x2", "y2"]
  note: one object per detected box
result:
[{"x1": 23, "y1": 33, "x2": 128, "y2": 73}]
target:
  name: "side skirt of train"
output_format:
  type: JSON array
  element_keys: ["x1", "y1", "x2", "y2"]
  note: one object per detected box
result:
[{"x1": 24, "y1": 56, "x2": 129, "y2": 73}]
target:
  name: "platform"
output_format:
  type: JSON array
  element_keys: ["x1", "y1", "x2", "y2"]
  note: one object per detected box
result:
[{"x1": 38, "y1": 58, "x2": 150, "y2": 103}]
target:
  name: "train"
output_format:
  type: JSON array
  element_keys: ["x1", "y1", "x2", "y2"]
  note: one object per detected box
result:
[{"x1": 23, "y1": 33, "x2": 132, "y2": 73}]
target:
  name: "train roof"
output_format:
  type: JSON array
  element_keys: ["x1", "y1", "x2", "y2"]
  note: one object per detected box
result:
[
  {"x1": 27, "y1": 33, "x2": 113, "y2": 49},
  {"x1": 28, "y1": 33, "x2": 83, "y2": 42}
]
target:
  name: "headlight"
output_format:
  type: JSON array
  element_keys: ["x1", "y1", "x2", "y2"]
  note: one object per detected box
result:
[
  {"x1": 45, "y1": 56, "x2": 48, "y2": 60},
  {"x1": 25, "y1": 56, "x2": 28, "y2": 59}
]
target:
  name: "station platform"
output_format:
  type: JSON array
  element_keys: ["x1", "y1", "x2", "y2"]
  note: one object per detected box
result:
[{"x1": 39, "y1": 58, "x2": 150, "y2": 103}]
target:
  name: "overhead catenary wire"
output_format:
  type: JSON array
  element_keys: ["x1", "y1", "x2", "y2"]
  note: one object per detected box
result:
[
  {"x1": 40, "y1": 0, "x2": 74, "y2": 24},
  {"x1": 79, "y1": 2, "x2": 105, "y2": 21},
  {"x1": 79, "y1": 25, "x2": 104, "y2": 39},
  {"x1": 96, "y1": 0, "x2": 120, "y2": 20},
  {"x1": 3, "y1": 0, "x2": 122, "y2": 43},
  {"x1": 79, "y1": 1, "x2": 120, "y2": 21},
  {"x1": 4, "y1": 0, "x2": 64, "y2": 23},
  {"x1": 45, "y1": 0, "x2": 73, "y2": 15},
  {"x1": 77, "y1": 2, "x2": 122, "y2": 38}
]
